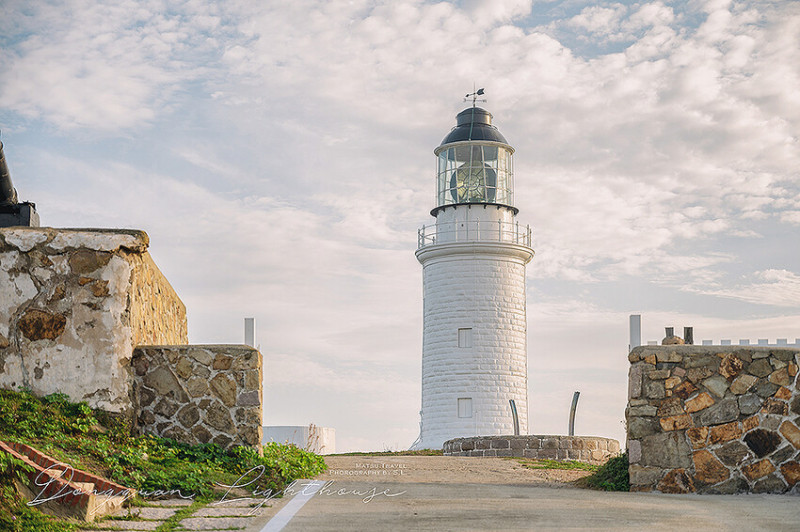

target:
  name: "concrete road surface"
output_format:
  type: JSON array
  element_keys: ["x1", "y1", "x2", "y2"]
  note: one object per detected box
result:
[{"x1": 245, "y1": 479, "x2": 799, "y2": 531}]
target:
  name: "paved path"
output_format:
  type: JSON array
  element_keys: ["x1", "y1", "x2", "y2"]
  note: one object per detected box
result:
[{"x1": 80, "y1": 456, "x2": 800, "y2": 531}]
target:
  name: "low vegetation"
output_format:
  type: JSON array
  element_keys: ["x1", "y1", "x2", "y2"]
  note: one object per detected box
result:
[
  {"x1": 510, "y1": 457, "x2": 599, "y2": 472},
  {"x1": 580, "y1": 452, "x2": 630, "y2": 491},
  {"x1": 0, "y1": 388, "x2": 327, "y2": 531}
]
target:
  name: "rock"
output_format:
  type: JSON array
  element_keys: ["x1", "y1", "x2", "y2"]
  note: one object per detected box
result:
[
  {"x1": 780, "y1": 421, "x2": 800, "y2": 449},
  {"x1": 748, "y1": 358, "x2": 773, "y2": 378},
  {"x1": 90, "y1": 280, "x2": 109, "y2": 297},
  {"x1": 644, "y1": 380, "x2": 666, "y2": 399},
  {"x1": 743, "y1": 415, "x2": 759, "y2": 431},
  {"x1": 657, "y1": 469, "x2": 695, "y2": 493},
  {"x1": 662, "y1": 337, "x2": 685, "y2": 346},
  {"x1": 685, "y1": 392, "x2": 715, "y2": 413},
  {"x1": 702, "y1": 375, "x2": 729, "y2": 399},
  {"x1": 768, "y1": 368, "x2": 790, "y2": 386},
  {"x1": 132, "y1": 355, "x2": 149, "y2": 377},
  {"x1": 244, "y1": 369, "x2": 260, "y2": 390},
  {"x1": 139, "y1": 410, "x2": 156, "y2": 425},
  {"x1": 780, "y1": 461, "x2": 800, "y2": 487},
  {"x1": 0, "y1": 332, "x2": 9, "y2": 348},
  {"x1": 213, "y1": 354, "x2": 232, "y2": 370},
  {"x1": 154, "y1": 399, "x2": 178, "y2": 418},
  {"x1": 644, "y1": 354, "x2": 657, "y2": 365},
  {"x1": 629, "y1": 365, "x2": 643, "y2": 399},
  {"x1": 142, "y1": 367, "x2": 188, "y2": 402},
  {"x1": 175, "y1": 357, "x2": 194, "y2": 380},
  {"x1": 68, "y1": 249, "x2": 112, "y2": 274},
  {"x1": 673, "y1": 381, "x2": 698, "y2": 399},
  {"x1": 687, "y1": 367, "x2": 713, "y2": 383},
  {"x1": 714, "y1": 441, "x2": 752, "y2": 467},
  {"x1": 665, "y1": 376, "x2": 681, "y2": 389},
  {"x1": 772, "y1": 445, "x2": 795, "y2": 465},
  {"x1": 241, "y1": 426, "x2": 261, "y2": 446},
  {"x1": 742, "y1": 458, "x2": 776, "y2": 481},
  {"x1": 205, "y1": 401, "x2": 234, "y2": 432},
  {"x1": 628, "y1": 417, "x2": 660, "y2": 439},
  {"x1": 210, "y1": 374, "x2": 237, "y2": 407},
  {"x1": 657, "y1": 396, "x2": 685, "y2": 417},
  {"x1": 693, "y1": 450, "x2": 729, "y2": 485},
  {"x1": 177, "y1": 404, "x2": 200, "y2": 428},
  {"x1": 18, "y1": 309, "x2": 66, "y2": 341},
  {"x1": 185, "y1": 377, "x2": 209, "y2": 398},
  {"x1": 648, "y1": 369, "x2": 670, "y2": 380},
  {"x1": 232, "y1": 350, "x2": 260, "y2": 370},
  {"x1": 696, "y1": 399, "x2": 739, "y2": 426},
  {"x1": 729, "y1": 374, "x2": 757, "y2": 395},
  {"x1": 162, "y1": 425, "x2": 191, "y2": 444},
  {"x1": 237, "y1": 390, "x2": 260, "y2": 406},
  {"x1": 709, "y1": 421, "x2": 742, "y2": 444},
  {"x1": 628, "y1": 405, "x2": 657, "y2": 417},
  {"x1": 686, "y1": 427, "x2": 708, "y2": 448},
  {"x1": 743, "y1": 429, "x2": 781, "y2": 458},
  {"x1": 752, "y1": 473, "x2": 787, "y2": 494},
  {"x1": 792, "y1": 395, "x2": 800, "y2": 416},
  {"x1": 707, "y1": 475, "x2": 749, "y2": 494},
  {"x1": 762, "y1": 415, "x2": 782, "y2": 431},
  {"x1": 191, "y1": 425, "x2": 213, "y2": 444},
  {"x1": 761, "y1": 398, "x2": 788, "y2": 415},
  {"x1": 628, "y1": 440, "x2": 642, "y2": 463},
  {"x1": 212, "y1": 434, "x2": 233, "y2": 448},
  {"x1": 719, "y1": 354, "x2": 744, "y2": 380},
  {"x1": 753, "y1": 380, "x2": 780, "y2": 398},
  {"x1": 738, "y1": 394, "x2": 762, "y2": 415},
  {"x1": 138, "y1": 386, "x2": 156, "y2": 407},
  {"x1": 660, "y1": 414, "x2": 693, "y2": 431},
  {"x1": 774, "y1": 386, "x2": 792, "y2": 400},
  {"x1": 640, "y1": 432, "x2": 692, "y2": 468},
  {"x1": 187, "y1": 348, "x2": 213, "y2": 366},
  {"x1": 628, "y1": 465, "x2": 662, "y2": 487}
]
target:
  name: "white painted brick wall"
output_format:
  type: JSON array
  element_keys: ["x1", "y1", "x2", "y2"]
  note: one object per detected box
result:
[{"x1": 416, "y1": 204, "x2": 533, "y2": 449}]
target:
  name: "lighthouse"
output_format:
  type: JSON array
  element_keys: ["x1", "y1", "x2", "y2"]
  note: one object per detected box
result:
[{"x1": 415, "y1": 101, "x2": 534, "y2": 449}]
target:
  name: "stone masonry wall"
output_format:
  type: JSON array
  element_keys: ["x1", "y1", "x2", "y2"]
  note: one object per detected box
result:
[
  {"x1": 0, "y1": 228, "x2": 187, "y2": 414},
  {"x1": 444, "y1": 435, "x2": 620, "y2": 464},
  {"x1": 627, "y1": 346, "x2": 800, "y2": 494},
  {"x1": 133, "y1": 345, "x2": 262, "y2": 449}
]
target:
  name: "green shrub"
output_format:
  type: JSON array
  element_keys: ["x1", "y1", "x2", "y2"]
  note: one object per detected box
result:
[{"x1": 582, "y1": 452, "x2": 629, "y2": 491}]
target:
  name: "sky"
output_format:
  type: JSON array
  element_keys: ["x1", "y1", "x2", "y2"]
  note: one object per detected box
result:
[{"x1": 1, "y1": 0, "x2": 798, "y2": 452}]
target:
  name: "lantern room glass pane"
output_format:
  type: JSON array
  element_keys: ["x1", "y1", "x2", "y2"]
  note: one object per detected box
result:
[{"x1": 436, "y1": 143, "x2": 513, "y2": 208}]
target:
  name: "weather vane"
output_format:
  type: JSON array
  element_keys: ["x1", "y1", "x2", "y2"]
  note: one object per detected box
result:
[{"x1": 464, "y1": 86, "x2": 486, "y2": 107}]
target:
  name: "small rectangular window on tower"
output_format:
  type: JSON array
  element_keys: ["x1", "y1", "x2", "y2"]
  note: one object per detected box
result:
[
  {"x1": 458, "y1": 398, "x2": 473, "y2": 418},
  {"x1": 457, "y1": 328, "x2": 473, "y2": 348}
]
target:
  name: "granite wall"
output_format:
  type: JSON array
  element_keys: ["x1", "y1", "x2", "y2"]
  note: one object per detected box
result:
[
  {"x1": 0, "y1": 228, "x2": 187, "y2": 414},
  {"x1": 444, "y1": 435, "x2": 620, "y2": 464},
  {"x1": 627, "y1": 345, "x2": 800, "y2": 494},
  {"x1": 132, "y1": 345, "x2": 262, "y2": 449}
]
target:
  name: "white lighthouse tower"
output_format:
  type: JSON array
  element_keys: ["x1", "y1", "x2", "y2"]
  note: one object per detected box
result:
[{"x1": 415, "y1": 101, "x2": 534, "y2": 449}]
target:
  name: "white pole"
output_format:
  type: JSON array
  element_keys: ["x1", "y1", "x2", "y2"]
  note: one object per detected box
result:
[
  {"x1": 629, "y1": 314, "x2": 641, "y2": 352},
  {"x1": 245, "y1": 318, "x2": 255, "y2": 347}
]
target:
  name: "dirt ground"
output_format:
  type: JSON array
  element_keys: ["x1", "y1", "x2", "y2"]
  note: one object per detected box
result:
[{"x1": 318, "y1": 455, "x2": 592, "y2": 486}]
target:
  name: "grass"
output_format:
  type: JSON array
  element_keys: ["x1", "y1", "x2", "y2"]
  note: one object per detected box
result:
[
  {"x1": 332, "y1": 449, "x2": 443, "y2": 456},
  {"x1": 507, "y1": 457, "x2": 600, "y2": 472},
  {"x1": 0, "y1": 388, "x2": 327, "y2": 531},
  {"x1": 578, "y1": 452, "x2": 630, "y2": 491}
]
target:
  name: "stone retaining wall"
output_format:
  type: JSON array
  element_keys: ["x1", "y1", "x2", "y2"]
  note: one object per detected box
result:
[
  {"x1": 133, "y1": 345, "x2": 262, "y2": 449},
  {"x1": 0, "y1": 228, "x2": 187, "y2": 414},
  {"x1": 443, "y1": 435, "x2": 620, "y2": 464},
  {"x1": 627, "y1": 346, "x2": 800, "y2": 494}
]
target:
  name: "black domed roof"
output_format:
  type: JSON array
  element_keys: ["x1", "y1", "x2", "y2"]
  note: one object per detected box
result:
[{"x1": 439, "y1": 107, "x2": 509, "y2": 146}]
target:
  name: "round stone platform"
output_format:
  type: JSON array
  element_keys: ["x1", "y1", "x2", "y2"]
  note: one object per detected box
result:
[{"x1": 443, "y1": 435, "x2": 621, "y2": 464}]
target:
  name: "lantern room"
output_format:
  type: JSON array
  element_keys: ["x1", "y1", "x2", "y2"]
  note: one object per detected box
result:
[{"x1": 433, "y1": 107, "x2": 515, "y2": 211}]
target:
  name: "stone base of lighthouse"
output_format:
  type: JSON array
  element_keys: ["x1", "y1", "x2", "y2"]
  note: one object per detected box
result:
[{"x1": 416, "y1": 235, "x2": 533, "y2": 450}]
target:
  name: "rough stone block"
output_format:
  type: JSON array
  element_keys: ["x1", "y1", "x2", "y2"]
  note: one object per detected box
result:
[
  {"x1": 702, "y1": 375, "x2": 729, "y2": 399},
  {"x1": 780, "y1": 461, "x2": 800, "y2": 487},
  {"x1": 695, "y1": 399, "x2": 739, "y2": 426},
  {"x1": 692, "y1": 450, "x2": 729, "y2": 485},
  {"x1": 714, "y1": 441, "x2": 752, "y2": 467},
  {"x1": 709, "y1": 422, "x2": 742, "y2": 445},
  {"x1": 780, "y1": 421, "x2": 800, "y2": 449},
  {"x1": 657, "y1": 469, "x2": 695, "y2": 493},
  {"x1": 660, "y1": 414, "x2": 693, "y2": 431},
  {"x1": 686, "y1": 427, "x2": 708, "y2": 448},
  {"x1": 640, "y1": 432, "x2": 692, "y2": 468},
  {"x1": 685, "y1": 392, "x2": 714, "y2": 413},
  {"x1": 730, "y1": 374, "x2": 757, "y2": 395},
  {"x1": 738, "y1": 394, "x2": 762, "y2": 415}
]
